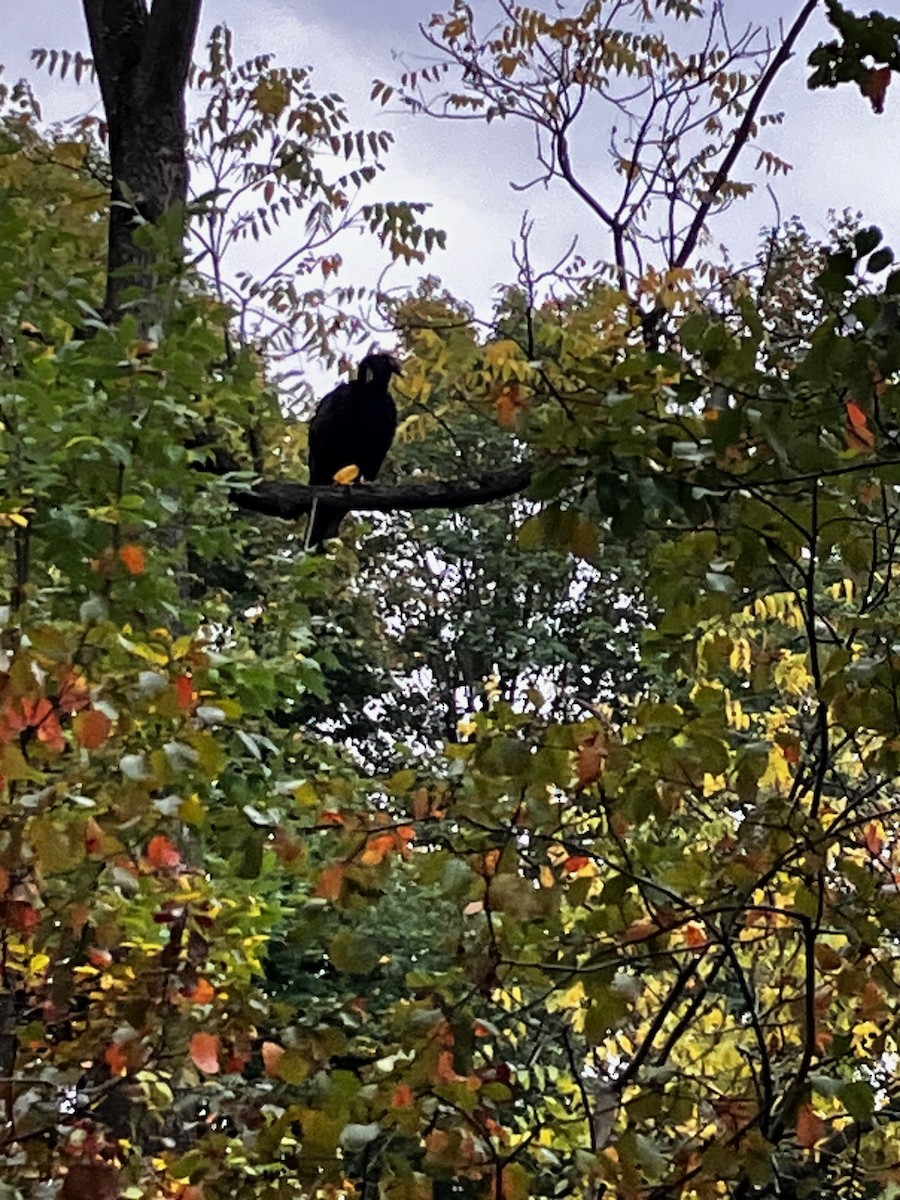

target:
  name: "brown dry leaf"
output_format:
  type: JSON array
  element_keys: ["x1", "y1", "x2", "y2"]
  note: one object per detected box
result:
[
  {"x1": 576, "y1": 732, "x2": 606, "y2": 788},
  {"x1": 61, "y1": 1163, "x2": 119, "y2": 1200},
  {"x1": 796, "y1": 1103, "x2": 825, "y2": 1149}
]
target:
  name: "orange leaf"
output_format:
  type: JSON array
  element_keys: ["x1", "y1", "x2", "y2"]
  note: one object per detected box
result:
[
  {"x1": 845, "y1": 400, "x2": 876, "y2": 451},
  {"x1": 74, "y1": 708, "x2": 112, "y2": 750},
  {"x1": 361, "y1": 832, "x2": 396, "y2": 865},
  {"x1": 57, "y1": 670, "x2": 91, "y2": 714},
  {"x1": 119, "y1": 544, "x2": 146, "y2": 575},
  {"x1": 190, "y1": 1031, "x2": 220, "y2": 1074},
  {"x1": 104, "y1": 1042, "x2": 129, "y2": 1076},
  {"x1": 477, "y1": 849, "x2": 500, "y2": 878},
  {"x1": 495, "y1": 382, "x2": 527, "y2": 429},
  {"x1": 864, "y1": 823, "x2": 884, "y2": 856},
  {"x1": 13, "y1": 696, "x2": 66, "y2": 752},
  {"x1": 795, "y1": 1103, "x2": 824, "y2": 1149},
  {"x1": 188, "y1": 977, "x2": 216, "y2": 1005},
  {"x1": 146, "y1": 835, "x2": 181, "y2": 870},
  {"x1": 847, "y1": 399, "x2": 869, "y2": 430},
  {"x1": 262, "y1": 1041, "x2": 284, "y2": 1077},
  {"x1": 432, "y1": 1050, "x2": 464, "y2": 1085},
  {"x1": 315, "y1": 862, "x2": 346, "y2": 901}
]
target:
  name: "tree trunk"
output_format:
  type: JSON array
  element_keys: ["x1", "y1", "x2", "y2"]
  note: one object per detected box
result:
[{"x1": 83, "y1": 0, "x2": 202, "y2": 322}]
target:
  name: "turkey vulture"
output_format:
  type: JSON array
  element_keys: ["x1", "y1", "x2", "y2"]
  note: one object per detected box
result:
[{"x1": 306, "y1": 351, "x2": 401, "y2": 548}]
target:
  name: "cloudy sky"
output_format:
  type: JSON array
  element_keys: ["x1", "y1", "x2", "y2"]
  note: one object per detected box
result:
[{"x1": 2, "y1": 1, "x2": 899, "y2": 361}]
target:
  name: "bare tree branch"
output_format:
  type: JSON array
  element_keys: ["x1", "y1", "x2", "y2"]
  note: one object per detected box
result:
[{"x1": 673, "y1": 0, "x2": 821, "y2": 270}]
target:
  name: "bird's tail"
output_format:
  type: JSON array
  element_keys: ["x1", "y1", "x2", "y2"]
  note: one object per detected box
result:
[{"x1": 306, "y1": 499, "x2": 345, "y2": 551}]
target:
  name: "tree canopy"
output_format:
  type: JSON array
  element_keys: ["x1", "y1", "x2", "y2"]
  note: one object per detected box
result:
[{"x1": 2, "y1": 2, "x2": 900, "y2": 1199}]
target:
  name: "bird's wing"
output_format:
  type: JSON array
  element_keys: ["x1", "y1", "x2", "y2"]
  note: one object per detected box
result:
[
  {"x1": 359, "y1": 394, "x2": 398, "y2": 481},
  {"x1": 308, "y1": 381, "x2": 354, "y2": 484}
]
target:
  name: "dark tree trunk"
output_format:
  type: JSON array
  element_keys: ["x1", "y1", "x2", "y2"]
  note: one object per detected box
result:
[{"x1": 83, "y1": 0, "x2": 202, "y2": 322}]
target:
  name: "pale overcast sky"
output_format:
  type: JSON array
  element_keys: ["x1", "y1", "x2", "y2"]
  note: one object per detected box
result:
[{"x1": 2, "y1": 2, "x2": 899, "y2": 354}]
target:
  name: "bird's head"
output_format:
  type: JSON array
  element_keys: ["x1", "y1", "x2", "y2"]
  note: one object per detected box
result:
[{"x1": 358, "y1": 352, "x2": 402, "y2": 386}]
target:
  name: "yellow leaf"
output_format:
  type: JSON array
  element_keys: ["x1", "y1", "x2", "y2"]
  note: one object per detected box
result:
[
  {"x1": 333, "y1": 464, "x2": 360, "y2": 484},
  {"x1": 179, "y1": 794, "x2": 207, "y2": 826},
  {"x1": 252, "y1": 78, "x2": 289, "y2": 117}
]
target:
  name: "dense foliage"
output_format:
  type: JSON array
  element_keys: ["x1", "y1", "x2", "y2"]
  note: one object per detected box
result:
[{"x1": 2, "y1": 4, "x2": 900, "y2": 1199}]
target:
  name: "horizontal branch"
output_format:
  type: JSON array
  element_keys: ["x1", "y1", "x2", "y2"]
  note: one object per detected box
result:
[{"x1": 232, "y1": 465, "x2": 533, "y2": 520}]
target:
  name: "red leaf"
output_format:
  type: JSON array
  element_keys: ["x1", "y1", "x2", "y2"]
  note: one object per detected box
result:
[
  {"x1": 861, "y1": 66, "x2": 892, "y2": 113},
  {"x1": 176, "y1": 674, "x2": 194, "y2": 709},
  {"x1": 391, "y1": 1083, "x2": 416, "y2": 1108},
  {"x1": 74, "y1": 709, "x2": 112, "y2": 750},
  {"x1": 3, "y1": 900, "x2": 39, "y2": 933},
  {"x1": 684, "y1": 921, "x2": 707, "y2": 948},
  {"x1": 84, "y1": 818, "x2": 104, "y2": 855},
  {"x1": 225, "y1": 1050, "x2": 250, "y2": 1074},
  {"x1": 190, "y1": 1031, "x2": 220, "y2": 1074},
  {"x1": 564, "y1": 855, "x2": 590, "y2": 873},
  {"x1": 146, "y1": 835, "x2": 181, "y2": 870}
]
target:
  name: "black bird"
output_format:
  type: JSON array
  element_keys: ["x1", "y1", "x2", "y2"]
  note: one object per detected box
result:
[{"x1": 307, "y1": 351, "x2": 401, "y2": 548}]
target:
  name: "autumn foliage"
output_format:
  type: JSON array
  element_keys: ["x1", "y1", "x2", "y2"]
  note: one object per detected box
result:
[{"x1": 2, "y1": 4, "x2": 900, "y2": 1200}]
